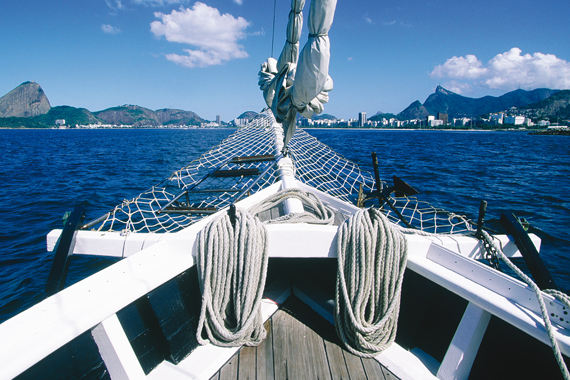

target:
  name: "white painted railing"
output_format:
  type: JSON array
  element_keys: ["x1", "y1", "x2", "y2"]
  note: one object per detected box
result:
[{"x1": 1, "y1": 179, "x2": 558, "y2": 380}]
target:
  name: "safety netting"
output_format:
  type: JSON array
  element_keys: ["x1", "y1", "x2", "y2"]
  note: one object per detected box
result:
[{"x1": 85, "y1": 109, "x2": 475, "y2": 235}]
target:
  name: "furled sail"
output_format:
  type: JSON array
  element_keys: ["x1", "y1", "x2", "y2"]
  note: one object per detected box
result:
[
  {"x1": 259, "y1": 0, "x2": 337, "y2": 148},
  {"x1": 277, "y1": 0, "x2": 305, "y2": 71}
]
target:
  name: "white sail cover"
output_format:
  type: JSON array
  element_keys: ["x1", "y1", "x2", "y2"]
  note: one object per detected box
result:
[
  {"x1": 259, "y1": 0, "x2": 337, "y2": 147},
  {"x1": 277, "y1": 0, "x2": 305, "y2": 71},
  {"x1": 291, "y1": 0, "x2": 335, "y2": 118}
]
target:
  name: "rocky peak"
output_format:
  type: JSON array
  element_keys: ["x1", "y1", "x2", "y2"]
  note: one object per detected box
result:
[
  {"x1": 0, "y1": 81, "x2": 51, "y2": 118},
  {"x1": 435, "y1": 85, "x2": 451, "y2": 95}
]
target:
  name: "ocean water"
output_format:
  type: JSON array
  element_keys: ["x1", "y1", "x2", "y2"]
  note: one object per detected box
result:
[{"x1": 0, "y1": 127, "x2": 569, "y2": 323}]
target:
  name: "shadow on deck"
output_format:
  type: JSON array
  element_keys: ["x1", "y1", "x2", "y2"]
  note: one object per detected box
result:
[{"x1": 210, "y1": 295, "x2": 398, "y2": 380}]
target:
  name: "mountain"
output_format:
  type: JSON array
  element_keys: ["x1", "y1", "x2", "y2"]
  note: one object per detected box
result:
[
  {"x1": 521, "y1": 90, "x2": 570, "y2": 119},
  {"x1": 0, "y1": 82, "x2": 207, "y2": 128},
  {"x1": 42, "y1": 106, "x2": 101, "y2": 125},
  {"x1": 368, "y1": 111, "x2": 398, "y2": 122},
  {"x1": 422, "y1": 86, "x2": 559, "y2": 118},
  {"x1": 398, "y1": 100, "x2": 429, "y2": 120},
  {"x1": 313, "y1": 113, "x2": 337, "y2": 120},
  {"x1": 236, "y1": 111, "x2": 258, "y2": 121},
  {"x1": 94, "y1": 105, "x2": 204, "y2": 127},
  {"x1": 0, "y1": 81, "x2": 51, "y2": 118},
  {"x1": 155, "y1": 108, "x2": 204, "y2": 126},
  {"x1": 0, "y1": 106, "x2": 101, "y2": 128}
]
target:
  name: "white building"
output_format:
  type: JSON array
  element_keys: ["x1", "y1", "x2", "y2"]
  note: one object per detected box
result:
[
  {"x1": 490, "y1": 114, "x2": 504, "y2": 125},
  {"x1": 504, "y1": 115, "x2": 525, "y2": 125},
  {"x1": 234, "y1": 118, "x2": 250, "y2": 126}
]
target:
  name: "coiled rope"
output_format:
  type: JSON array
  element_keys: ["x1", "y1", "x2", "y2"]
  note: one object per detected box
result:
[
  {"x1": 196, "y1": 188, "x2": 334, "y2": 347},
  {"x1": 335, "y1": 208, "x2": 408, "y2": 357},
  {"x1": 196, "y1": 207, "x2": 269, "y2": 347},
  {"x1": 481, "y1": 230, "x2": 570, "y2": 380},
  {"x1": 248, "y1": 188, "x2": 335, "y2": 225}
]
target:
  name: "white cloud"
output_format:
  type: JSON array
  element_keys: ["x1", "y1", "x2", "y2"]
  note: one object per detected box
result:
[
  {"x1": 364, "y1": 15, "x2": 373, "y2": 24},
  {"x1": 431, "y1": 48, "x2": 570, "y2": 92},
  {"x1": 150, "y1": 3, "x2": 250, "y2": 68},
  {"x1": 105, "y1": 0, "x2": 125, "y2": 12},
  {"x1": 101, "y1": 24, "x2": 122, "y2": 34},
  {"x1": 233, "y1": 0, "x2": 243, "y2": 5},
  {"x1": 382, "y1": 20, "x2": 412, "y2": 28}
]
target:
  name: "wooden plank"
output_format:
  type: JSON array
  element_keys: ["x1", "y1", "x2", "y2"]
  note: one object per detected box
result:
[
  {"x1": 218, "y1": 352, "x2": 239, "y2": 380},
  {"x1": 323, "y1": 338, "x2": 350, "y2": 380},
  {"x1": 162, "y1": 206, "x2": 217, "y2": 215},
  {"x1": 212, "y1": 169, "x2": 261, "y2": 177},
  {"x1": 256, "y1": 319, "x2": 275, "y2": 380},
  {"x1": 229, "y1": 154, "x2": 276, "y2": 163},
  {"x1": 238, "y1": 346, "x2": 257, "y2": 380},
  {"x1": 343, "y1": 351, "x2": 368, "y2": 379},
  {"x1": 272, "y1": 309, "x2": 290, "y2": 380},
  {"x1": 362, "y1": 357, "x2": 387, "y2": 380},
  {"x1": 317, "y1": 321, "x2": 350, "y2": 380},
  {"x1": 302, "y1": 311, "x2": 332, "y2": 380}
]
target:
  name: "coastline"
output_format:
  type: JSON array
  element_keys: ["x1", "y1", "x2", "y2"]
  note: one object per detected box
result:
[
  {"x1": 528, "y1": 129, "x2": 570, "y2": 136},
  {"x1": 0, "y1": 125, "x2": 564, "y2": 133}
]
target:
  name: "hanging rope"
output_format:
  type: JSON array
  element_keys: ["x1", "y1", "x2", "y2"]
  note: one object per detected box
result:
[
  {"x1": 271, "y1": 0, "x2": 277, "y2": 57},
  {"x1": 335, "y1": 208, "x2": 408, "y2": 357},
  {"x1": 196, "y1": 207, "x2": 269, "y2": 347},
  {"x1": 481, "y1": 230, "x2": 570, "y2": 380}
]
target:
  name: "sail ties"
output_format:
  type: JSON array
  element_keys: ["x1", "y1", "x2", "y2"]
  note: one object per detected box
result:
[
  {"x1": 335, "y1": 208, "x2": 408, "y2": 357},
  {"x1": 308, "y1": 33, "x2": 329, "y2": 38}
]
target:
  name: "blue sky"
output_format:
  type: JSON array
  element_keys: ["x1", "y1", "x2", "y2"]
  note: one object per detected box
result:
[{"x1": 2, "y1": 0, "x2": 569, "y2": 121}]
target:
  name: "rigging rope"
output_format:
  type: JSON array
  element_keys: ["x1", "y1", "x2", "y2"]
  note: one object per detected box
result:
[
  {"x1": 482, "y1": 230, "x2": 570, "y2": 380},
  {"x1": 271, "y1": 0, "x2": 277, "y2": 57},
  {"x1": 196, "y1": 207, "x2": 269, "y2": 347},
  {"x1": 335, "y1": 208, "x2": 408, "y2": 357}
]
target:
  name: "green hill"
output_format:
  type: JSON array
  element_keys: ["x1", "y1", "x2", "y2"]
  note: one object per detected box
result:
[
  {"x1": 0, "y1": 106, "x2": 101, "y2": 128},
  {"x1": 522, "y1": 90, "x2": 570, "y2": 120}
]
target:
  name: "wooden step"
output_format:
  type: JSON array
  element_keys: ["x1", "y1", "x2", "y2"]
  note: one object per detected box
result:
[
  {"x1": 228, "y1": 155, "x2": 276, "y2": 164},
  {"x1": 162, "y1": 207, "x2": 217, "y2": 214},
  {"x1": 212, "y1": 168, "x2": 261, "y2": 177}
]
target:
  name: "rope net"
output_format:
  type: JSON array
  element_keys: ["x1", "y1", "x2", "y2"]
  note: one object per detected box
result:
[{"x1": 86, "y1": 109, "x2": 475, "y2": 235}]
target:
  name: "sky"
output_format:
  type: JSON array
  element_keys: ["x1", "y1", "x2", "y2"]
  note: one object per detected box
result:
[{"x1": 1, "y1": 0, "x2": 570, "y2": 121}]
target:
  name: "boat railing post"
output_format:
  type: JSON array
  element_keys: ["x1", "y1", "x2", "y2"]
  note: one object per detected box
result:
[
  {"x1": 273, "y1": 120, "x2": 304, "y2": 215},
  {"x1": 276, "y1": 156, "x2": 305, "y2": 214},
  {"x1": 44, "y1": 204, "x2": 86, "y2": 297}
]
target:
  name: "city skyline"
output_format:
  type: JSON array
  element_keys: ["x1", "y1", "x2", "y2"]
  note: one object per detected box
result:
[{"x1": 2, "y1": 0, "x2": 569, "y2": 121}]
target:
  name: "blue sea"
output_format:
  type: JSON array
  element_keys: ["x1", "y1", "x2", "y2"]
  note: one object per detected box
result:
[{"x1": 0, "y1": 127, "x2": 569, "y2": 323}]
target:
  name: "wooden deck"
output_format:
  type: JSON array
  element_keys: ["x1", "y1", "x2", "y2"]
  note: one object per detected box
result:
[{"x1": 210, "y1": 296, "x2": 398, "y2": 380}]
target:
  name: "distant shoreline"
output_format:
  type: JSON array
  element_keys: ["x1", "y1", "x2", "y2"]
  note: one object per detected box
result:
[
  {"x1": 528, "y1": 129, "x2": 570, "y2": 136},
  {"x1": 0, "y1": 126, "x2": 545, "y2": 132}
]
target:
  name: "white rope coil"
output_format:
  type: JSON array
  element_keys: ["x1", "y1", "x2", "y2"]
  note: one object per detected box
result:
[
  {"x1": 196, "y1": 207, "x2": 269, "y2": 347},
  {"x1": 249, "y1": 188, "x2": 335, "y2": 225},
  {"x1": 482, "y1": 230, "x2": 570, "y2": 380},
  {"x1": 335, "y1": 208, "x2": 408, "y2": 357}
]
